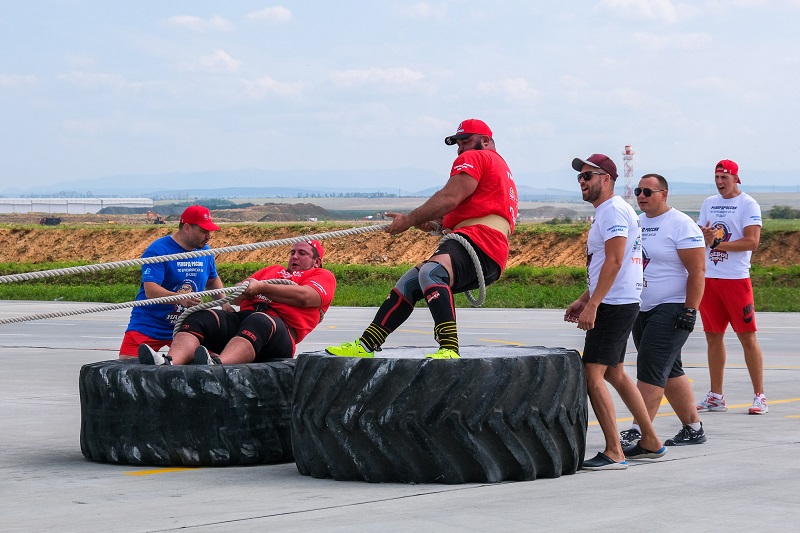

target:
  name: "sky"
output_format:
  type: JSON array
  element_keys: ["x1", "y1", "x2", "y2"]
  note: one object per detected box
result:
[{"x1": 2, "y1": 0, "x2": 800, "y2": 193}]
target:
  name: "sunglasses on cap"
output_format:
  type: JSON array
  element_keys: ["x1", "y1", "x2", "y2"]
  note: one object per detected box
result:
[
  {"x1": 576, "y1": 171, "x2": 605, "y2": 182},
  {"x1": 634, "y1": 187, "x2": 665, "y2": 197}
]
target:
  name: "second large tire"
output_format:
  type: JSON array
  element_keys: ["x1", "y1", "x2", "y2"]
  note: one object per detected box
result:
[
  {"x1": 80, "y1": 359, "x2": 295, "y2": 466},
  {"x1": 291, "y1": 346, "x2": 587, "y2": 484}
]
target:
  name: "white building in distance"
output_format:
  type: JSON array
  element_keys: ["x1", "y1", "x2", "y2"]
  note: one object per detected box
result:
[{"x1": 0, "y1": 198, "x2": 153, "y2": 214}]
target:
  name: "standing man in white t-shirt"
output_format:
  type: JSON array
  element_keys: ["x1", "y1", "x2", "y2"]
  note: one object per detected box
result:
[
  {"x1": 564, "y1": 154, "x2": 665, "y2": 471},
  {"x1": 696, "y1": 160, "x2": 767, "y2": 414},
  {"x1": 618, "y1": 174, "x2": 708, "y2": 448}
]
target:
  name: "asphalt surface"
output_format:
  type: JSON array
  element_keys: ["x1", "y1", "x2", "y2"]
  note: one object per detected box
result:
[{"x1": 0, "y1": 302, "x2": 798, "y2": 532}]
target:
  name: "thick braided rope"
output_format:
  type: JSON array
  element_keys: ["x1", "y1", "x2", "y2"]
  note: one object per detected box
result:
[
  {"x1": 440, "y1": 232, "x2": 486, "y2": 307},
  {"x1": 0, "y1": 285, "x2": 243, "y2": 326},
  {"x1": 172, "y1": 278, "x2": 296, "y2": 335},
  {"x1": 0, "y1": 223, "x2": 390, "y2": 284}
]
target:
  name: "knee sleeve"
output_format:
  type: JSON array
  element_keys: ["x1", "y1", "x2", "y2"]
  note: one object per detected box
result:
[
  {"x1": 418, "y1": 262, "x2": 451, "y2": 292},
  {"x1": 236, "y1": 312, "x2": 278, "y2": 354},
  {"x1": 394, "y1": 267, "x2": 423, "y2": 302},
  {"x1": 178, "y1": 310, "x2": 221, "y2": 342}
]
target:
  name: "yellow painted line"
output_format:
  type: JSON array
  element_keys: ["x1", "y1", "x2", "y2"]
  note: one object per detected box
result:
[
  {"x1": 477, "y1": 338, "x2": 525, "y2": 346},
  {"x1": 125, "y1": 467, "x2": 198, "y2": 477},
  {"x1": 397, "y1": 328, "x2": 432, "y2": 335},
  {"x1": 588, "y1": 397, "x2": 800, "y2": 426}
]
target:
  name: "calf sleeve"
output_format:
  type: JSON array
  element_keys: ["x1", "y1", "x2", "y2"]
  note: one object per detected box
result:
[
  {"x1": 419, "y1": 262, "x2": 458, "y2": 353},
  {"x1": 360, "y1": 285, "x2": 416, "y2": 352}
]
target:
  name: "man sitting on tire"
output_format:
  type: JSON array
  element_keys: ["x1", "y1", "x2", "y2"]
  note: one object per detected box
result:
[{"x1": 138, "y1": 240, "x2": 335, "y2": 365}]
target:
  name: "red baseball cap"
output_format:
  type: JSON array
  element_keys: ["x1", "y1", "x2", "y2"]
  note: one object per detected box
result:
[
  {"x1": 180, "y1": 205, "x2": 220, "y2": 231},
  {"x1": 572, "y1": 154, "x2": 619, "y2": 180},
  {"x1": 716, "y1": 159, "x2": 740, "y2": 183},
  {"x1": 444, "y1": 119, "x2": 493, "y2": 145},
  {"x1": 306, "y1": 240, "x2": 324, "y2": 260}
]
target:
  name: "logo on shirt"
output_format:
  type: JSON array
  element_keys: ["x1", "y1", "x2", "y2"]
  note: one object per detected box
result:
[
  {"x1": 453, "y1": 163, "x2": 475, "y2": 173},
  {"x1": 709, "y1": 222, "x2": 731, "y2": 265},
  {"x1": 642, "y1": 247, "x2": 650, "y2": 271}
]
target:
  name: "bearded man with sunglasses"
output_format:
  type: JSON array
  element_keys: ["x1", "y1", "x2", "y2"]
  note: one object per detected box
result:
[
  {"x1": 564, "y1": 154, "x2": 665, "y2": 471},
  {"x1": 617, "y1": 174, "x2": 708, "y2": 449},
  {"x1": 138, "y1": 240, "x2": 336, "y2": 365}
]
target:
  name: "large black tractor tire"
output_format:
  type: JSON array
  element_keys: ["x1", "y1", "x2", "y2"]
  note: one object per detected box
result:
[
  {"x1": 291, "y1": 346, "x2": 587, "y2": 484},
  {"x1": 79, "y1": 358, "x2": 295, "y2": 466}
]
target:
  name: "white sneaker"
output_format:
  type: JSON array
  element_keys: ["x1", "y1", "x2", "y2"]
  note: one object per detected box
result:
[
  {"x1": 137, "y1": 344, "x2": 171, "y2": 365},
  {"x1": 748, "y1": 394, "x2": 769, "y2": 415},
  {"x1": 697, "y1": 391, "x2": 727, "y2": 412}
]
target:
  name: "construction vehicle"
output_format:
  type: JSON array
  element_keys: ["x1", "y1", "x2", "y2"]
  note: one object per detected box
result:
[{"x1": 145, "y1": 211, "x2": 166, "y2": 224}]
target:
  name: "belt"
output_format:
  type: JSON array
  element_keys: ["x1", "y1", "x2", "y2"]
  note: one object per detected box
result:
[{"x1": 453, "y1": 214, "x2": 511, "y2": 239}]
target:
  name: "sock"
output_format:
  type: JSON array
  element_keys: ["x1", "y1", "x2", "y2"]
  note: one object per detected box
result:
[
  {"x1": 359, "y1": 289, "x2": 415, "y2": 351},
  {"x1": 689, "y1": 422, "x2": 702, "y2": 431},
  {"x1": 631, "y1": 423, "x2": 641, "y2": 433}
]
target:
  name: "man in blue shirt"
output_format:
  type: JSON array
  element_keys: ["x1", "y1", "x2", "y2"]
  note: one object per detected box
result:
[{"x1": 119, "y1": 205, "x2": 228, "y2": 357}]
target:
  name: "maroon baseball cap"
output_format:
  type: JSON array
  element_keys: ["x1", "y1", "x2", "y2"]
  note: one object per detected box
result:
[
  {"x1": 180, "y1": 205, "x2": 220, "y2": 231},
  {"x1": 716, "y1": 159, "x2": 741, "y2": 183},
  {"x1": 444, "y1": 119, "x2": 493, "y2": 145},
  {"x1": 572, "y1": 154, "x2": 619, "y2": 180}
]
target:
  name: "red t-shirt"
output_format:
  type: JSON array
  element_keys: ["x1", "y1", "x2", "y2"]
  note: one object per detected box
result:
[
  {"x1": 441, "y1": 149, "x2": 518, "y2": 270},
  {"x1": 239, "y1": 265, "x2": 336, "y2": 343}
]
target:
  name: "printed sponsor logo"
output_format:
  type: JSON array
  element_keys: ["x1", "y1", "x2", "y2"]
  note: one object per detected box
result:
[
  {"x1": 453, "y1": 163, "x2": 475, "y2": 173},
  {"x1": 240, "y1": 329, "x2": 257, "y2": 342},
  {"x1": 743, "y1": 303, "x2": 755, "y2": 324},
  {"x1": 709, "y1": 222, "x2": 731, "y2": 265},
  {"x1": 426, "y1": 292, "x2": 440, "y2": 303}
]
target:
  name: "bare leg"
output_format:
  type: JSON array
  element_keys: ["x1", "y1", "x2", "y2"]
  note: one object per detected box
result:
[
  {"x1": 705, "y1": 332, "x2": 726, "y2": 394},
  {"x1": 167, "y1": 331, "x2": 201, "y2": 365},
  {"x1": 584, "y1": 363, "x2": 624, "y2": 463},
  {"x1": 636, "y1": 381, "x2": 665, "y2": 422},
  {"x1": 605, "y1": 364, "x2": 663, "y2": 452},
  {"x1": 218, "y1": 337, "x2": 257, "y2": 365},
  {"x1": 737, "y1": 331, "x2": 764, "y2": 394},
  {"x1": 664, "y1": 375, "x2": 701, "y2": 425}
]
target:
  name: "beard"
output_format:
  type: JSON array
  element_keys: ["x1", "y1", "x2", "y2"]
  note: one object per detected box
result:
[
  {"x1": 582, "y1": 184, "x2": 601, "y2": 204},
  {"x1": 458, "y1": 138, "x2": 484, "y2": 155}
]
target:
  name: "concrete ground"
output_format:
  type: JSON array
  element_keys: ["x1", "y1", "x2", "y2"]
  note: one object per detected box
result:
[{"x1": 0, "y1": 302, "x2": 798, "y2": 532}]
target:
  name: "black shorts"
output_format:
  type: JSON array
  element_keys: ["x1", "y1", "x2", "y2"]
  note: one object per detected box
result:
[
  {"x1": 582, "y1": 303, "x2": 640, "y2": 366},
  {"x1": 632, "y1": 303, "x2": 691, "y2": 387},
  {"x1": 430, "y1": 234, "x2": 501, "y2": 294}
]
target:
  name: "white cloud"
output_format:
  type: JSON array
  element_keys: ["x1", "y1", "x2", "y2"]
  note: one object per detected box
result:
[
  {"x1": 246, "y1": 6, "x2": 293, "y2": 24},
  {"x1": 165, "y1": 15, "x2": 233, "y2": 32},
  {"x1": 633, "y1": 31, "x2": 712, "y2": 49},
  {"x1": 58, "y1": 71, "x2": 127, "y2": 89},
  {"x1": 331, "y1": 67, "x2": 424, "y2": 87},
  {"x1": 477, "y1": 78, "x2": 540, "y2": 101},
  {"x1": 198, "y1": 50, "x2": 242, "y2": 73},
  {"x1": 598, "y1": 0, "x2": 700, "y2": 23},
  {"x1": 394, "y1": 2, "x2": 447, "y2": 20},
  {"x1": 0, "y1": 74, "x2": 36, "y2": 88},
  {"x1": 242, "y1": 75, "x2": 304, "y2": 97}
]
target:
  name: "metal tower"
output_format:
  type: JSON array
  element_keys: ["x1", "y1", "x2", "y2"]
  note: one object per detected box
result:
[{"x1": 623, "y1": 145, "x2": 635, "y2": 201}]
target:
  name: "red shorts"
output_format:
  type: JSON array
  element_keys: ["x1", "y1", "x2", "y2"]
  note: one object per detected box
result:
[
  {"x1": 118, "y1": 330, "x2": 171, "y2": 357},
  {"x1": 699, "y1": 278, "x2": 757, "y2": 333}
]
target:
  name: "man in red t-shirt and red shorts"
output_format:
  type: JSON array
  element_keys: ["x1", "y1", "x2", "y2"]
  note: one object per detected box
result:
[
  {"x1": 326, "y1": 119, "x2": 519, "y2": 359},
  {"x1": 138, "y1": 240, "x2": 336, "y2": 365}
]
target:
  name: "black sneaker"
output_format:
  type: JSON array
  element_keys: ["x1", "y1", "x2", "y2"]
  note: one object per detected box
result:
[
  {"x1": 623, "y1": 442, "x2": 667, "y2": 459},
  {"x1": 194, "y1": 345, "x2": 220, "y2": 365},
  {"x1": 619, "y1": 427, "x2": 642, "y2": 448},
  {"x1": 665, "y1": 423, "x2": 707, "y2": 446},
  {"x1": 138, "y1": 344, "x2": 171, "y2": 365}
]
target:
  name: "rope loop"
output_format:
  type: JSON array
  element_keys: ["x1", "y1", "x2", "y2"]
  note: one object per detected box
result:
[{"x1": 439, "y1": 233, "x2": 486, "y2": 307}]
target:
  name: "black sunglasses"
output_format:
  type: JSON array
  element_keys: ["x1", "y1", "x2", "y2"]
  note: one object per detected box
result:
[
  {"x1": 634, "y1": 187, "x2": 665, "y2": 197},
  {"x1": 577, "y1": 171, "x2": 605, "y2": 182}
]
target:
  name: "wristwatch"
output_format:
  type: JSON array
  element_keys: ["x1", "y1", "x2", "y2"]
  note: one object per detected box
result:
[{"x1": 710, "y1": 237, "x2": 722, "y2": 249}]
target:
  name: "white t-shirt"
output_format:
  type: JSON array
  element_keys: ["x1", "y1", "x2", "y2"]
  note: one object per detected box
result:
[
  {"x1": 587, "y1": 196, "x2": 642, "y2": 305},
  {"x1": 639, "y1": 208, "x2": 705, "y2": 312},
  {"x1": 697, "y1": 192, "x2": 762, "y2": 279}
]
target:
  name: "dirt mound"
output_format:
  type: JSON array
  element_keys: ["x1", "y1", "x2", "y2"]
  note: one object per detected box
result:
[{"x1": 0, "y1": 223, "x2": 797, "y2": 268}]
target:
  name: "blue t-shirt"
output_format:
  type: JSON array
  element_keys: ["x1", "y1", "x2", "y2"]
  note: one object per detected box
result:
[{"x1": 125, "y1": 235, "x2": 219, "y2": 340}]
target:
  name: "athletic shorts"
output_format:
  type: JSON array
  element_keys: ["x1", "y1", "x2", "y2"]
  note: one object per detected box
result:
[
  {"x1": 632, "y1": 303, "x2": 691, "y2": 387},
  {"x1": 582, "y1": 302, "x2": 640, "y2": 366},
  {"x1": 119, "y1": 330, "x2": 171, "y2": 357},
  {"x1": 699, "y1": 277, "x2": 757, "y2": 333},
  {"x1": 430, "y1": 234, "x2": 501, "y2": 294}
]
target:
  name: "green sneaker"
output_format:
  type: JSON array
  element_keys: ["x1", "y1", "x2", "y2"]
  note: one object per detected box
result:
[
  {"x1": 425, "y1": 348, "x2": 460, "y2": 359},
  {"x1": 325, "y1": 339, "x2": 374, "y2": 358}
]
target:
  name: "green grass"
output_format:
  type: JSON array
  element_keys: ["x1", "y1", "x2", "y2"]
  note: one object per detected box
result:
[{"x1": 1, "y1": 262, "x2": 799, "y2": 311}]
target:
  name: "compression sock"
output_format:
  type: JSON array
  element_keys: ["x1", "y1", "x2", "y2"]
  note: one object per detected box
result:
[
  {"x1": 359, "y1": 288, "x2": 415, "y2": 351},
  {"x1": 424, "y1": 285, "x2": 458, "y2": 354}
]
